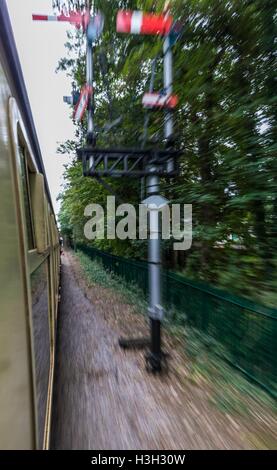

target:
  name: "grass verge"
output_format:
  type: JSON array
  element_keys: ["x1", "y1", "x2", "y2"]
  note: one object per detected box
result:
[{"x1": 75, "y1": 250, "x2": 276, "y2": 423}]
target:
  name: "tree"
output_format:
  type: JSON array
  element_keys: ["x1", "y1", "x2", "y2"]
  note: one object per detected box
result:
[{"x1": 57, "y1": 0, "x2": 276, "y2": 306}]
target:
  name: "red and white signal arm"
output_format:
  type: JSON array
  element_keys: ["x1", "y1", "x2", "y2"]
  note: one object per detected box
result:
[
  {"x1": 73, "y1": 85, "x2": 93, "y2": 122},
  {"x1": 117, "y1": 10, "x2": 173, "y2": 36},
  {"x1": 142, "y1": 93, "x2": 178, "y2": 109},
  {"x1": 32, "y1": 10, "x2": 90, "y2": 31}
]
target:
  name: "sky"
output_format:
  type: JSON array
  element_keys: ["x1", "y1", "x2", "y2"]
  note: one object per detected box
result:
[{"x1": 7, "y1": 0, "x2": 75, "y2": 215}]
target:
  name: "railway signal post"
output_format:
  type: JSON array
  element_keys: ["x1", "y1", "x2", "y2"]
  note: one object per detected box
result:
[
  {"x1": 78, "y1": 9, "x2": 180, "y2": 373},
  {"x1": 33, "y1": 2, "x2": 103, "y2": 146},
  {"x1": 86, "y1": 20, "x2": 94, "y2": 145},
  {"x1": 117, "y1": 9, "x2": 178, "y2": 373},
  {"x1": 147, "y1": 12, "x2": 175, "y2": 373}
]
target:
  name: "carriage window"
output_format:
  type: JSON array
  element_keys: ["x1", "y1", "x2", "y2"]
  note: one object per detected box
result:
[{"x1": 18, "y1": 144, "x2": 35, "y2": 250}]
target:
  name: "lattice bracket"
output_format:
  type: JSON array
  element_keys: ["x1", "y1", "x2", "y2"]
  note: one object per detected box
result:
[{"x1": 77, "y1": 147, "x2": 180, "y2": 178}]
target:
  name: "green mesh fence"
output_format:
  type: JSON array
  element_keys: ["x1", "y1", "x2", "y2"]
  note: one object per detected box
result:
[{"x1": 77, "y1": 243, "x2": 277, "y2": 397}]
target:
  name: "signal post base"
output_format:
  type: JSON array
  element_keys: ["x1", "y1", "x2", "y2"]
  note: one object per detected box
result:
[
  {"x1": 145, "y1": 350, "x2": 169, "y2": 374},
  {"x1": 119, "y1": 317, "x2": 169, "y2": 374},
  {"x1": 118, "y1": 337, "x2": 150, "y2": 350}
]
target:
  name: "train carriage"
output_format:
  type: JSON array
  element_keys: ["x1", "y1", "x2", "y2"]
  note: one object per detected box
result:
[{"x1": 0, "y1": 1, "x2": 60, "y2": 449}]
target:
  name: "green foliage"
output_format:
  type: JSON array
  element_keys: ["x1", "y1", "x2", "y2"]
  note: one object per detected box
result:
[{"x1": 58, "y1": 0, "x2": 276, "y2": 306}]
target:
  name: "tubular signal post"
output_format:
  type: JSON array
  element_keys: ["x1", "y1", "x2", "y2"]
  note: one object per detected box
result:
[{"x1": 86, "y1": 18, "x2": 95, "y2": 145}]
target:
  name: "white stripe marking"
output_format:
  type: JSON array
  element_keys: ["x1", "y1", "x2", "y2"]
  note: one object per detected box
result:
[
  {"x1": 75, "y1": 93, "x2": 87, "y2": 121},
  {"x1": 142, "y1": 93, "x2": 170, "y2": 107},
  {"x1": 130, "y1": 11, "x2": 143, "y2": 34}
]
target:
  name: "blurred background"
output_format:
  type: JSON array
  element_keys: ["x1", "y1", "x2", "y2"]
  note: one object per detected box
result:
[
  {"x1": 1, "y1": 0, "x2": 276, "y2": 451},
  {"x1": 57, "y1": 0, "x2": 276, "y2": 308}
]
